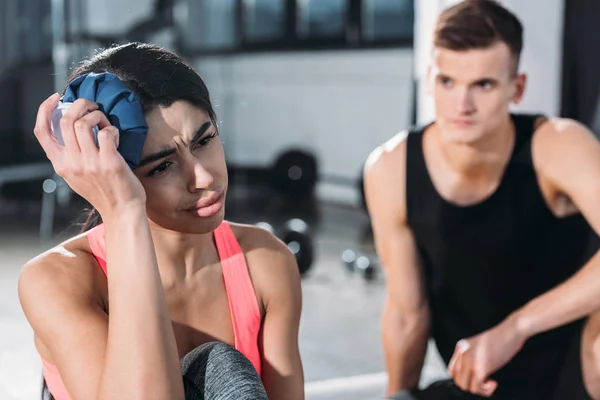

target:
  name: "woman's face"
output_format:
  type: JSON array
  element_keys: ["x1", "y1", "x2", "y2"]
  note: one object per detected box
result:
[{"x1": 134, "y1": 100, "x2": 227, "y2": 234}]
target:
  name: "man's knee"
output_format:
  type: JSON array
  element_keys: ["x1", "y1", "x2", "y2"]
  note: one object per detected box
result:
[
  {"x1": 590, "y1": 335, "x2": 600, "y2": 371},
  {"x1": 582, "y1": 313, "x2": 600, "y2": 398},
  {"x1": 584, "y1": 314, "x2": 600, "y2": 366}
]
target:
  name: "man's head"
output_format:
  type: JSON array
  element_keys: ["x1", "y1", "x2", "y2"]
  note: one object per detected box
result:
[{"x1": 428, "y1": 0, "x2": 526, "y2": 144}]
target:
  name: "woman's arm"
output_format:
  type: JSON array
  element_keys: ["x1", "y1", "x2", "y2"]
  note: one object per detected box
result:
[
  {"x1": 19, "y1": 95, "x2": 184, "y2": 400},
  {"x1": 100, "y1": 208, "x2": 184, "y2": 400},
  {"x1": 19, "y1": 212, "x2": 185, "y2": 400},
  {"x1": 244, "y1": 227, "x2": 305, "y2": 400},
  {"x1": 20, "y1": 246, "x2": 111, "y2": 400}
]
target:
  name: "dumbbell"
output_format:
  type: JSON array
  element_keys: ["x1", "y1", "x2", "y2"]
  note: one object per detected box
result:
[
  {"x1": 341, "y1": 249, "x2": 378, "y2": 280},
  {"x1": 269, "y1": 150, "x2": 318, "y2": 200},
  {"x1": 255, "y1": 219, "x2": 314, "y2": 276},
  {"x1": 279, "y1": 219, "x2": 314, "y2": 276},
  {"x1": 341, "y1": 249, "x2": 357, "y2": 272},
  {"x1": 254, "y1": 221, "x2": 275, "y2": 234}
]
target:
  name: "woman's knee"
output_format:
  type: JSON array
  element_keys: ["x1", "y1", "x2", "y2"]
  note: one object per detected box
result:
[
  {"x1": 181, "y1": 341, "x2": 267, "y2": 400},
  {"x1": 181, "y1": 342, "x2": 253, "y2": 374}
]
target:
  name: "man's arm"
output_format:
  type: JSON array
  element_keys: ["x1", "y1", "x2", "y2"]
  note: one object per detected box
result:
[
  {"x1": 364, "y1": 133, "x2": 431, "y2": 396},
  {"x1": 511, "y1": 118, "x2": 600, "y2": 336},
  {"x1": 448, "y1": 119, "x2": 600, "y2": 397}
]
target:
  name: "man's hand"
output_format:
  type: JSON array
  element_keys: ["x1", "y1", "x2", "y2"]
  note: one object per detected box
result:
[{"x1": 448, "y1": 317, "x2": 527, "y2": 397}]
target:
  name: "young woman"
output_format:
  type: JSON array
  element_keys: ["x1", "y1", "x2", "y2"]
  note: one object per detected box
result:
[{"x1": 18, "y1": 42, "x2": 304, "y2": 400}]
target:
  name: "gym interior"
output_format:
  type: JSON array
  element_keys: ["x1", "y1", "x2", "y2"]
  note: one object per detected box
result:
[{"x1": 1, "y1": 0, "x2": 599, "y2": 399}]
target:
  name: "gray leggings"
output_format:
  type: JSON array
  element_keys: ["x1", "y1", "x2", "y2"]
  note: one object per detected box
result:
[
  {"x1": 181, "y1": 341, "x2": 268, "y2": 400},
  {"x1": 42, "y1": 342, "x2": 268, "y2": 400}
]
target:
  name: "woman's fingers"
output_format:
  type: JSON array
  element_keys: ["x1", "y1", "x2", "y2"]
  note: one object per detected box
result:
[
  {"x1": 75, "y1": 110, "x2": 113, "y2": 157},
  {"x1": 33, "y1": 93, "x2": 63, "y2": 164},
  {"x1": 59, "y1": 98, "x2": 99, "y2": 159},
  {"x1": 98, "y1": 126, "x2": 120, "y2": 161}
]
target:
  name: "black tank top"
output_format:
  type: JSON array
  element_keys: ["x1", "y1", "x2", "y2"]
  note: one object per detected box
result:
[{"x1": 406, "y1": 114, "x2": 599, "y2": 398}]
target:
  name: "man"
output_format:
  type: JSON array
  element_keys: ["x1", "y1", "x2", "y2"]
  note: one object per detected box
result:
[{"x1": 364, "y1": 1, "x2": 600, "y2": 399}]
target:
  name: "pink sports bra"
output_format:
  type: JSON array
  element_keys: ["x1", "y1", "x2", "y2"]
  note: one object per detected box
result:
[{"x1": 40, "y1": 221, "x2": 262, "y2": 400}]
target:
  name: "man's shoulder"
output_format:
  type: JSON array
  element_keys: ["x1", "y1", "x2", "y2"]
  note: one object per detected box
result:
[
  {"x1": 362, "y1": 130, "x2": 413, "y2": 222},
  {"x1": 532, "y1": 117, "x2": 597, "y2": 164},
  {"x1": 533, "y1": 116, "x2": 586, "y2": 133},
  {"x1": 364, "y1": 129, "x2": 410, "y2": 177}
]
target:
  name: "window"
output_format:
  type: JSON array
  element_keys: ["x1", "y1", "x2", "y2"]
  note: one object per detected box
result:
[
  {"x1": 178, "y1": 0, "x2": 238, "y2": 50},
  {"x1": 362, "y1": 0, "x2": 414, "y2": 41},
  {"x1": 243, "y1": 0, "x2": 286, "y2": 42},
  {"x1": 297, "y1": 0, "x2": 347, "y2": 39},
  {"x1": 202, "y1": 0, "x2": 238, "y2": 48},
  {"x1": 179, "y1": 0, "x2": 415, "y2": 54}
]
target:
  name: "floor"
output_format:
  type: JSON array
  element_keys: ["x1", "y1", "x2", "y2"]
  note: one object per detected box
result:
[{"x1": 0, "y1": 185, "x2": 448, "y2": 400}]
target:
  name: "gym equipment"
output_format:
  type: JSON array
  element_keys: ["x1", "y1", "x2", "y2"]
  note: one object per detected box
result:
[
  {"x1": 66, "y1": 0, "x2": 176, "y2": 49},
  {"x1": 355, "y1": 255, "x2": 377, "y2": 280},
  {"x1": 254, "y1": 219, "x2": 315, "y2": 276},
  {"x1": 358, "y1": 168, "x2": 367, "y2": 211},
  {"x1": 269, "y1": 150, "x2": 318, "y2": 199},
  {"x1": 340, "y1": 249, "x2": 379, "y2": 280},
  {"x1": 278, "y1": 219, "x2": 314, "y2": 276},
  {"x1": 254, "y1": 221, "x2": 275, "y2": 234},
  {"x1": 341, "y1": 249, "x2": 357, "y2": 272}
]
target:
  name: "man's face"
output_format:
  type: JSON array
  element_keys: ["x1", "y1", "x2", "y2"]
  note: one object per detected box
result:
[{"x1": 428, "y1": 42, "x2": 526, "y2": 145}]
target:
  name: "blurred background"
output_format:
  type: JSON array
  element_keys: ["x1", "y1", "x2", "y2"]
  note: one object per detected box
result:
[{"x1": 0, "y1": 0, "x2": 598, "y2": 399}]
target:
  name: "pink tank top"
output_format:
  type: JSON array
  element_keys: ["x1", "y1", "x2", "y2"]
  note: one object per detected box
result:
[{"x1": 40, "y1": 221, "x2": 262, "y2": 400}]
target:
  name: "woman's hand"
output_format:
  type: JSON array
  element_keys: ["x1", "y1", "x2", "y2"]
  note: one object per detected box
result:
[{"x1": 34, "y1": 93, "x2": 146, "y2": 218}]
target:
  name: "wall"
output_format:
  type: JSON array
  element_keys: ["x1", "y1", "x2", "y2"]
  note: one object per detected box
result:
[{"x1": 194, "y1": 49, "x2": 415, "y2": 205}]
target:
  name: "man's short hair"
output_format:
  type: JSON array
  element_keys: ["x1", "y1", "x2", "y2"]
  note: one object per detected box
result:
[{"x1": 434, "y1": 0, "x2": 524, "y2": 74}]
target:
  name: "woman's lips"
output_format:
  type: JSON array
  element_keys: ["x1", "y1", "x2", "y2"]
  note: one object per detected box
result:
[{"x1": 184, "y1": 190, "x2": 225, "y2": 218}]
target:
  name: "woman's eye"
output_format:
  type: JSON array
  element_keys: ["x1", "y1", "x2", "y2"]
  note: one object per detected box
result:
[
  {"x1": 148, "y1": 161, "x2": 172, "y2": 177},
  {"x1": 194, "y1": 132, "x2": 217, "y2": 149}
]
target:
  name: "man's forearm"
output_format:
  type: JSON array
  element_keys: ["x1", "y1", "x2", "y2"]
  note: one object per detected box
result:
[
  {"x1": 511, "y1": 250, "x2": 600, "y2": 339},
  {"x1": 382, "y1": 304, "x2": 430, "y2": 395}
]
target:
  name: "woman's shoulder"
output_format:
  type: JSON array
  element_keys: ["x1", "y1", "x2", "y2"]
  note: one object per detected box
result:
[
  {"x1": 24, "y1": 230, "x2": 99, "y2": 270},
  {"x1": 18, "y1": 231, "x2": 106, "y2": 311},
  {"x1": 226, "y1": 221, "x2": 301, "y2": 294},
  {"x1": 227, "y1": 221, "x2": 295, "y2": 263}
]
